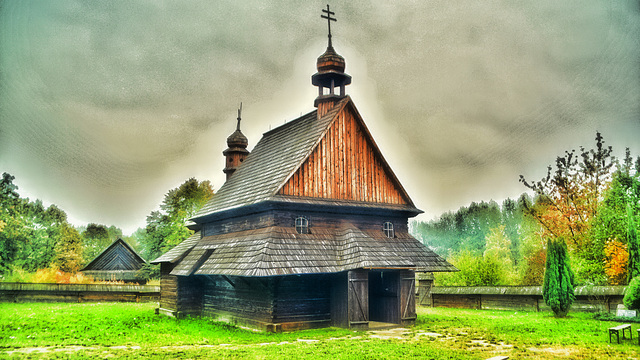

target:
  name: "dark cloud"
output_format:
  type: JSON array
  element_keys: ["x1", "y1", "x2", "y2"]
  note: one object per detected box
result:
[{"x1": 1, "y1": 1, "x2": 639, "y2": 232}]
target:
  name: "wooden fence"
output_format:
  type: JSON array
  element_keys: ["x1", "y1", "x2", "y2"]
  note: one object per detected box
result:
[
  {"x1": 0, "y1": 283, "x2": 160, "y2": 303},
  {"x1": 419, "y1": 285, "x2": 627, "y2": 313}
]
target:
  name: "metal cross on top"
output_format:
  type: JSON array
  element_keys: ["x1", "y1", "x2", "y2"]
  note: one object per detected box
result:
[
  {"x1": 321, "y1": 4, "x2": 337, "y2": 48},
  {"x1": 236, "y1": 102, "x2": 243, "y2": 131}
]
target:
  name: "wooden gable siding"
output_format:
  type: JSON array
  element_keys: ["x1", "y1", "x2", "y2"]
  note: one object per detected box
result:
[{"x1": 279, "y1": 105, "x2": 409, "y2": 205}]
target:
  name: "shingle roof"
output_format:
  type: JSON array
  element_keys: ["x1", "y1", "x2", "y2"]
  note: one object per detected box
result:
[
  {"x1": 150, "y1": 231, "x2": 200, "y2": 264},
  {"x1": 193, "y1": 100, "x2": 344, "y2": 221},
  {"x1": 192, "y1": 97, "x2": 420, "y2": 222},
  {"x1": 81, "y1": 238, "x2": 146, "y2": 271},
  {"x1": 169, "y1": 223, "x2": 456, "y2": 277}
]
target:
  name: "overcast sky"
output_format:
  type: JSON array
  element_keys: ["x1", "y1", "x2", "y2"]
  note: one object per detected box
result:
[{"x1": 1, "y1": 1, "x2": 639, "y2": 234}]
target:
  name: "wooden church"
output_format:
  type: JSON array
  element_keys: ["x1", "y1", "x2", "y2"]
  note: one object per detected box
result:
[{"x1": 151, "y1": 6, "x2": 455, "y2": 331}]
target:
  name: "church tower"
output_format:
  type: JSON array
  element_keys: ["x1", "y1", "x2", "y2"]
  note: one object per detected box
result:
[
  {"x1": 312, "y1": 5, "x2": 351, "y2": 118},
  {"x1": 222, "y1": 104, "x2": 249, "y2": 181}
]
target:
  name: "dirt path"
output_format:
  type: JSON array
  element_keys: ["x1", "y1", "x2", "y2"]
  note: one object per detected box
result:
[{"x1": 4, "y1": 327, "x2": 516, "y2": 356}]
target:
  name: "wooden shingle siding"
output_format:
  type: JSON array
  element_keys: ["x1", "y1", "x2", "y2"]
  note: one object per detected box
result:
[{"x1": 279, "y1": 105, "x2": 409, "y2": 205}]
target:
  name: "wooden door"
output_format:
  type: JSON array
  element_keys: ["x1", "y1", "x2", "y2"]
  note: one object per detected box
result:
[
  {"x1": 400, "y1": 270, "x2": 416, "y2": 325},
  {"x1": 348, "y1": 269, "x2": 369, "y2": 328}
]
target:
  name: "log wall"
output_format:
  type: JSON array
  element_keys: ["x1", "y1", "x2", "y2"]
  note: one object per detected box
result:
[
  {"x1": 202, "y1": 274, "x2": 332, "y2": 331},
  {"x1": 425, "y1": 286, "x2": 626, "y2": 314},
  {"x1": 202, "y1": 209, "x2": 410, "y2": 238},
  {"x1": 0, "y1": 282, "x2": 159, "y2": 303},
  {"x1": 202, "y1": 275, "x2": 274, "y2": 329}
]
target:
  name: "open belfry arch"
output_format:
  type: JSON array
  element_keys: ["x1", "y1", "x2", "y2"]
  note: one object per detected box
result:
[{"x1": 152, "y1": 5, "x2": 456, "y2": 332}]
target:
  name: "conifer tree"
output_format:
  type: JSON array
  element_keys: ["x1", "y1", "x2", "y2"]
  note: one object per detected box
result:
[
  {"x1": 543, "y1": 237, "x2": 575, "y2": 317},
  {"x1": 628, "y1": 205, "x2": 640, "y2": 283}
]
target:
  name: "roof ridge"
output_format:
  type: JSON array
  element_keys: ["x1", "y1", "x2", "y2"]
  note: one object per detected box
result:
[{"x1": 81, "y1": 238, "x2": 147, "y2": 271}]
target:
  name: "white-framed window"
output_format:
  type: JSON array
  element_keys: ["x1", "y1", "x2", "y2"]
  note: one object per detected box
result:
[
  {"x1": 383, "y1": 222, "x2": 394, "y2": 238},
  {"x1": 295, "y1": 216, "x2": 309, "y2": 234}
]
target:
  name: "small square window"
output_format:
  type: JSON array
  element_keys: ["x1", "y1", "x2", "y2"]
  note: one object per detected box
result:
[
  {"x1": 295, "y1": 217, "x2": 309, "y2": 234},
  {"x1": 383, "y1": 222, "x2": 394, "y2": 238}
]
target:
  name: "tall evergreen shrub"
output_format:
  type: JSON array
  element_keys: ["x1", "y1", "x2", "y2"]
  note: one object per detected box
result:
[
  {"x1": 627, "y1": 206, "x2": 640, "y2": 283},
  {"x1": 543, "y1": 237, "x2": 575, "y2": 317}
]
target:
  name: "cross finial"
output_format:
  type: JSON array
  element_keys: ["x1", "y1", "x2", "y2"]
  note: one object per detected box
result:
[
  {"x1": 236, "y1": 102, "x2": 242, "y2": 131},
  {"x1": 321, "y1": 4, "x2": 336, "y2": 49}
]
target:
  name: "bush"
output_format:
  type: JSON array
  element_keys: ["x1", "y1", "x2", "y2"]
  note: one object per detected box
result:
[{"x1": 623, "y1": 277, "x2": 640, "y2": 310}]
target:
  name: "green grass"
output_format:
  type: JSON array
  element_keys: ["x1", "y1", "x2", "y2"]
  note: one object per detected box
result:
[{"x1": 1, "y1": 302, "x2": 639, "y2": 359}]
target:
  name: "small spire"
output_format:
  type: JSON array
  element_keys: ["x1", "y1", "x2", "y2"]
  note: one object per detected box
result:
[
  {"x1": 321, "y1": 4, "x2": 336, "y2": 49},
  {"x1": 236, "y1": 102, "x2": 242, "y2": 131}
]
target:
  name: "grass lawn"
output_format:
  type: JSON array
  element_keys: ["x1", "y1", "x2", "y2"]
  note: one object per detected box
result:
[{"x1": 1, "y1": 302, "x2": 639, "y2": 359}]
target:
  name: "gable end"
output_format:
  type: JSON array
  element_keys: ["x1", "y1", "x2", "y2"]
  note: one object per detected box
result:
[{"x1": 278, "y1": 100, "x2": 414, "y2": 206}]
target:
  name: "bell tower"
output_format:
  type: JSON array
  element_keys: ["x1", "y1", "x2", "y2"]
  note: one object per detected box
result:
[
  {"x1": 312, "y1": 5, "x2": 351, "y2": 118},
  {"x1": 223, "y1": 103, "x2": 249, "y2": 181}
]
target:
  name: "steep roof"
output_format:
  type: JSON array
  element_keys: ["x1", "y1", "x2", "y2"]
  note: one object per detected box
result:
[
  {"x1": 150, "y1": 231, "x2": 200, "y2": 264},
  {"x1": 81, "y1": 238, "x2": 146, "y2": 271},
  {"x1": 167, "y1": 223, "x2": 456, "y2": 277},
  {"x1": 193, "y1": 96, "x2": 419, "y2": 222}
]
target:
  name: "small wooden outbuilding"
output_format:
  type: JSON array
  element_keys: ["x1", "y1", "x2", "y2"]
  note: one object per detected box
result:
[
  {"x1": 81, "y1": 238, "x2": 147, "y2": 284},
  {"x1": 152, "y1": 8, "x2": 456, "y2": 331}
]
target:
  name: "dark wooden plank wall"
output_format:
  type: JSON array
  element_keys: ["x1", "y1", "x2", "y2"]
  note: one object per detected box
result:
[
  {"x1": 279, "y1": 106, "x2": 408, "y2": 205},
  {"x1": 202, "y1": 275, "x2": 275, "y2": 327},
  {"x1": 273, "y1": 275, "x2": 332, "y2": 330},
  {"x1": 203, "y1": 210, "x2": 410, "y2": 238},
  {"x1": 177, "y1": 275, "x2": 203, "y2": 316},
  {"x1": 159, "y1": 263, "x2": 178, "y2": 312},
  {"x1": 201, "y1": 274, "x2": 333, "y2": 331}
]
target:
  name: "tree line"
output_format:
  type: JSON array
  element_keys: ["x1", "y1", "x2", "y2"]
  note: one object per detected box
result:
[
  {"x1": 412, "y1": 132, "x2": 640, "y2": 287},
  {"x1": 0, "y1": 174, "x2": 213, "y2": 282}
]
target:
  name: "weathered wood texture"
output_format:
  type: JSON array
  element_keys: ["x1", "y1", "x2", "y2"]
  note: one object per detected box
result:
[
  {"x1": 427, "y1": 286, "x2": 626, "y2": 313},
  {"x1": 82, "y1": 239, "x2": 146, "y2": 272},
  {"x1": 348, "y1": 269, "x2": 369, "y2": 329},
  {"x1": 416, "y1": 273, "x2": 434, "y2": 306},
  {"x1": 400, "y1": 270, "x2": 416, "y2": 325},
  {"x1": 201, "y1": 274, "x2": 331, "y2": 332},
  {"x1": 330, "y1": 271, "x2": 349, "y2": 328},
  {"x1": 0, "y1": 282, "x2": 159, "y2": 303},
  {"x1": 203, "y1": 210, "x2": 410, "y2": 238},
  {"x1": 279, "y1": 105, "x2": 409, "y2": 205},
  {"x1": 159, "y1": 262, "x2": 178, "y2": 311},
  {"x1": 159, "y1": 262, "x2": 203, "y2": 316},
  {"x1": 81, "y1": 239, "x2": 147, "y2": 283}
]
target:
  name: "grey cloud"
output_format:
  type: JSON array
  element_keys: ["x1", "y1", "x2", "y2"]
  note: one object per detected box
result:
[{"x1": 1, "y1": 1, "x2": 639, "y2": 232}]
